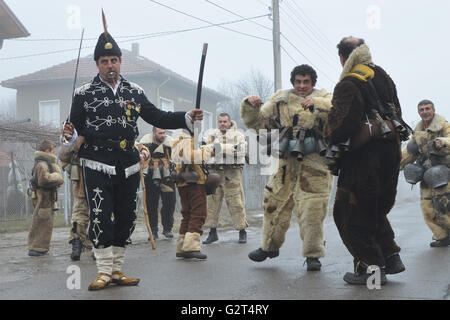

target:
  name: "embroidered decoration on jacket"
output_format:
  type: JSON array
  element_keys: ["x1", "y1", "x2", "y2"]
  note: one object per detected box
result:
[{"x1": 91, "y1": 187, "x2": 104, "y2": 246}]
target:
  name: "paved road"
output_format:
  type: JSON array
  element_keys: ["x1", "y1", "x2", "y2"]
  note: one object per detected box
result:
[{"x1": 0, "y1": 200, "x2": 448, "y2": 301}]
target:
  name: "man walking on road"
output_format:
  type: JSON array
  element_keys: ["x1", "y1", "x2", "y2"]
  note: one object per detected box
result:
[
  {"x1": 203, "y1": 113, "x2": 248, "y2": 244},
  {"x1": 401, "y1": 100, "x2": 450, "y2": 247},
  {"x1": 140, "y1": 127, "x2": 176, "y2": 240},
  {"x1": 241, "y1": 64, "x2": 333, "y2": 271},
  {"x1": 324, "y1": 37, "x2": 407, "y2": 285}
]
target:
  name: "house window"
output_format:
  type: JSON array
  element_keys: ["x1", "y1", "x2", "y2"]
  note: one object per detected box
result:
[
  {"x1": 39, "y1": 100, "x2": 60, "y2": 127},
  {"x1": 160, "y1": 97, "x2": 174, "y2": 112}
]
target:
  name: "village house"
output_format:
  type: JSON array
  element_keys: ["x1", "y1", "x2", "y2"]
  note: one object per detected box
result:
[
  {"x1": 1, "y1": 43, "x2": 229, "y2": 137},
  {"x1": 0, "y1": 0, "x2": 29, "y2": 49}
]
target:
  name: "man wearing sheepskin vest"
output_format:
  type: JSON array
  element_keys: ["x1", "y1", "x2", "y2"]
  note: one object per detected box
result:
[
  {"x1": 171, "y1": 131, "x2": 216, "y2": 260},
  {"x1": 241, "y1": 64, "x2": 333, "y2": 271},
  {"x1": 203, "y1": 113, "x2": 248, "y2": 244},
  {"x1": 139, "y1": 127, "x2": 176, "y2": 240},
  {"x1": 28, "y1": 140, "x2": 64, "y2": 257},
  {"x1": 324, "y1": 37, "x2": 406, "y2": 285},
  {"x1": 400, "y1": 100, "x2": 450, "y2": 247}
]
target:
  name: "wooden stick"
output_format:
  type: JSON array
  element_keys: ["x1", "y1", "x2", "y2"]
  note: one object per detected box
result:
[{"x1": 140, "y1": 166, "x2": 156, "y2": 250}]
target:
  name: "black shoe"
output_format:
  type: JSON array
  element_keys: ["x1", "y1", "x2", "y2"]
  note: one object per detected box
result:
[
  {"x1": 70, "y1": 238, "x2": 82, "y2": 261},
  {"x1": 151, "y1": 230, "x2": 159, "y2": 240},
  {"x1": 162, "y1": 230, "x2": 174, "y2": 239},
  {"x1": 177, "y1": 251, "x2": 207, "y2": 260},
  {"x1": 203, "y1": 228, "x2": 218, "y2": 244},
  {"x1": 248, "y1": 248, "x2": 279, "y2": 262},
  {"x1": 304, "y1": 257, "x2": 321, "y2": 271},
  {"x1": 343, "y1": 262, "x2": 387, "y2": 285},
  {"x1": 238, "y1": 229, "x2": 247, "y2": 244},
  {"x1": 385, "y1": 253, "x2": 405, "y2": 274},
  {"x1": 430, "y1": 236, "x2": 450, "y2": 247},
  {"x1": 28, "y1": 250, "x2": 48, "y2": 257}
]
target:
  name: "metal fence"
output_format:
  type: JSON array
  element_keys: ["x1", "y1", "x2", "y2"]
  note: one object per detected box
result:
[
  {"x1": 0, "y1": 141, "x2": 67, "y2": 224},
  {"x1": 0, "y1": 144, "x2": 269, "y2": 233}
]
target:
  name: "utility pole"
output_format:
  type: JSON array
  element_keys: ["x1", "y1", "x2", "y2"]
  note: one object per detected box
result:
[{"x1": 272, "y1": 0, "x2": 282, "y2": 91}]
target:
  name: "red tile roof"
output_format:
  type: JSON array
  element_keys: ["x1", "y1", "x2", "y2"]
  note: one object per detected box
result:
[{"x1": 1, "y1": 49, "x2": 227, "y2": 99}]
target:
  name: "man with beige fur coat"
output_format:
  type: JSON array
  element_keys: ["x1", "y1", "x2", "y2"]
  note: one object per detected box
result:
[
  {"x1": 171, "y1": 131, "x2": 216, "y2": 260},
  {"x1": 400, "y1": 99, "x2": 450, "y2": 247},
  {"x1": 241, "y1": 64, "x2": 333, "y2": 271},
  {"x1": 203, "y1": 113, "x2": 248, "y2": 244},
  {"x1": 28, "y1": 140, "x2": 64, "y2": 256}
]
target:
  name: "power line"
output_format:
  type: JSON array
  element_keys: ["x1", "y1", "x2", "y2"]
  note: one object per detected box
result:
[
  {"x1": 282, "y1": 1, "x2": 336, "y2": 59},
  {"x1": 280, "y1": 33, "x2": 336, "y2": 85},
  {"x1": 8, "y1": 13, "x2": 270, "y2": 42},
  {"x1": 255, "y1": 0, "x2": 269, "y2": 9},
  {"x1": 147, "y1": 0, "x2": 271, "y2": 42},
  {"x1": 279, "y1": 3, "x2": 336, "y2": 62},
  {"x1": 280, "y1": 45, "x2": 298, "y2": 65},
  {"x1": 279, "y1": 18, "x2": 337, "y2": 70},
  {"x1": 287, "y1": 0, "x2": 336, "y2": 49},
  {"x1": 283, "y1": 1, "x2": 336, "y2": 58},
  {"x1": 205, "y1": 0, "x2": 272, "y2": 31},
  {"x1": 0, "y1": 15, "x2": 269, "y2": 61}
]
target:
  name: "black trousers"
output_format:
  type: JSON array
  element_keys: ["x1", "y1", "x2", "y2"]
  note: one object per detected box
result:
[
  {"x1": 82, "y1": 165, "x2": 140, "y2": 248},
  {"x1": 144, "y1": 176, "x2": 175, "y2": 233},
  {"x1": 333, "y1": 140, "x2": 401, "y2": 268}
]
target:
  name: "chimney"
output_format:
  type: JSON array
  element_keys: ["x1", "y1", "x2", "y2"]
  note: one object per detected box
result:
[{"x1": 131, "y1": 43, "x2": 139, "y2": 57}]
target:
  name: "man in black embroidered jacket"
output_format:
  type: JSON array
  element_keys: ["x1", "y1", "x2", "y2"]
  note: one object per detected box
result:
[{"x1": 67, "y1": 31, "x2": 203, "y2": 290}]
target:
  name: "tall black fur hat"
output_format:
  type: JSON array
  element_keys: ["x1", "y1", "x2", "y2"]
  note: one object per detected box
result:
[
  {"x1": 94, "y1": 10, "x2": 122, "y2": 61},
  {"x1": 94, "y1": 33, "x2": 121, "y2": 61}
]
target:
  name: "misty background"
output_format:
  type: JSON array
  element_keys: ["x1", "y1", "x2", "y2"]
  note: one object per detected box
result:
[
  {"x1": 1, "y1": 0, "x2": 442, "y2": 206},
  {"x1": 1, "y1": 0, "x2": 449, "y2": 123}
]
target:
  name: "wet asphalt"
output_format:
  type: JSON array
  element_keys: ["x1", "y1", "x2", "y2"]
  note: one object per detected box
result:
[{"x1": 0, "y1": 200, "x2": 448, "y2": 301}]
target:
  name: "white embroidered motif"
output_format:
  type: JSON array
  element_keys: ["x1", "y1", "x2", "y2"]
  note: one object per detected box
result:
[
  {"x1": 78, "y1": 81, "x2": 106, "y2": 96},
  {"x1": 91, "y1": 187, "x2": 104, "y2": 246},
  {"x1": 117, "y1": 116, "x2": 138, "y2": 132},
  {"x1": 86, "y1": 115, "x2": 118, "y2": 131},
  {"x1": 83, "y1": 97, "x2": 114, "y2": 112},
  {"x1": 126, "y1": 187, "x2": 140, "y2": 243},
  {"x1": 120, "y1": 82, "x2": 144, "y2": 95}
]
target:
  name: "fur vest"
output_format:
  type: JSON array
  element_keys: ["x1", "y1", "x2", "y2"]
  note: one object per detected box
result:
[
  {"x1": 171, "y1": 132, "x2": 214, "y2": 187},
  {"x1": 205, "y1": 120, "x2": 247, "y2": 165},
  {"x1": 241, "y1": 88, "x2": 332, "y2": 136},
  {"x1": 400, "y1": 113, "x2": 450, "y2": 169},
  {"x1": 32, "y1": 151, "x2": 64, "y2": 218},
  {"x1": 324, "y1": 44, "x2": 402, "y2": 146}
]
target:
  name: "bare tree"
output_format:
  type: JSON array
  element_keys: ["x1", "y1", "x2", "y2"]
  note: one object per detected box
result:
[
  {"x1": 0, "y1": 97, "x2": 16, "y2": 119},
  {"x1": 217, "y1": 68, "x2": 273, "y2": 129}
]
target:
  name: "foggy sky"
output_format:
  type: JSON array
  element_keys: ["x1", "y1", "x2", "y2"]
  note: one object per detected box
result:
[{"x1": 1, "y1": 0, "x2": 449, "y2": 125}]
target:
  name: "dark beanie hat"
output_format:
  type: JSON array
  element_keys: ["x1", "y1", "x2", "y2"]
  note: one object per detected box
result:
[{"x1": 94, "y1": 33, "x2": 122, "y2": 61}]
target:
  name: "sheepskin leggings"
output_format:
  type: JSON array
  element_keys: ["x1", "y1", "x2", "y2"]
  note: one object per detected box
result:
[
  {"x1": 420, "y1": 185, "x2": 450, "y2": 240},
  {"x1": 205, "y1": 167, "x2": 248, "y2": 230},
  {"x1": 261, "y1": 154, "x2": 332, "y2": 258}
]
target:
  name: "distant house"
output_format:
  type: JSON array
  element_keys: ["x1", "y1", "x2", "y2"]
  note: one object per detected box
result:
[
  {"x1": 0, "y1": 0, "x2": 30, "y2": 49},
  {"x1": 1, "y1": 43, "x2": 229, "y2": 137}
]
